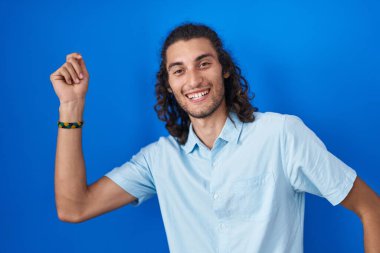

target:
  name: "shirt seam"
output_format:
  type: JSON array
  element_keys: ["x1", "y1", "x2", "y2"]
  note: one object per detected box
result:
[{"x1": 281, "y1": 114, "x2": 297, "y2": 192}]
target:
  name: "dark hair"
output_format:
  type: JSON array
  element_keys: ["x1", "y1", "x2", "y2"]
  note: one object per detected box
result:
[{"x1": 154, "y1": 23, "x2": 258, "y2": 145}]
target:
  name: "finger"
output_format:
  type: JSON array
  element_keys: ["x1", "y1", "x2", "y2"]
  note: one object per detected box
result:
[
  {"x1": 77, "y1": 56, "x2": 89, "y2": 79},
  {"x1": 60, "y1": 66, "x2": 73, "y2": 85},
  {"x1": 66, "y1": 52, "x2": 82, "y2": 61},
  {"x1": 50, "y1": 71, "x2": 65, "y2": 81},
  {"x1": 67, "y1": 58, "x2": 83, "y2": 80},
  {"x1": 65, "y1": 62, "x2": 80, "y2": 84},
  {"x1": 67, "y1": 53, "x2": 88, "y2": 79}
]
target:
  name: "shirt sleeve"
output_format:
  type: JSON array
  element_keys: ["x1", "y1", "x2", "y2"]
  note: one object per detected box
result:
[
  {"x1": 282, "y1": 114, "x2": 357, "y2": 206},
  {"x1": 104, "y1": 145, "x2": 156, "y2": 206}
]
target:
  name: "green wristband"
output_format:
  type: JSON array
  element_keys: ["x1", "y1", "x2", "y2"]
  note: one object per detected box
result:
[{"x1": 57, "y1": 121, "x2": 84, "y2": 129}]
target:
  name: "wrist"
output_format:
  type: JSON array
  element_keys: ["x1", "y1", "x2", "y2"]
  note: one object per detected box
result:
[{"x1": 59, "y1": 99, "x2": 85, "y2": 122}]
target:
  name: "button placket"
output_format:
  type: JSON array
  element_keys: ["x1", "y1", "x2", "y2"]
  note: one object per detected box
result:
[{"x1": 216, "y1": 222, "x2": 230, "y2": 253}]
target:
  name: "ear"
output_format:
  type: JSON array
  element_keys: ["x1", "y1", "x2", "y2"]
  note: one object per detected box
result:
[{"x1": 223, "y1": 72, "x2": 230, "y2": 79}]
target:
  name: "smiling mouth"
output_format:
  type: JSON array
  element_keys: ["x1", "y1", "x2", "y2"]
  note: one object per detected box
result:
[{"x1": 185, "y1": 89, "x2": 210, "y2": 100}]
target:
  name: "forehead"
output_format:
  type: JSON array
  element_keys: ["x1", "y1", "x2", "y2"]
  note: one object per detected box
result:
[{"x1": 166, "y1": 38, "x2": 217, "y2": 66}]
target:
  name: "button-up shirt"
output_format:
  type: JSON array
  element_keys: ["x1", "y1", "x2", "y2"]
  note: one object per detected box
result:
[{"x1": 105, "y1": 111, "x2": 357, "y2": 253}]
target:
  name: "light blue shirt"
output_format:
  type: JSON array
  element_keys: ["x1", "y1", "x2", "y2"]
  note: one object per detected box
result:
[{"x1": 105, "y1": 111, "x2": 357, "y2": 253}]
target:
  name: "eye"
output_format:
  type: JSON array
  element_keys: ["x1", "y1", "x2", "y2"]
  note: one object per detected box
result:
[
  {"x1": 173, "y1": 69, "x2": 184, "y2": 75},
  {"x1": 199, "y1": 62, "x2": 210, "y2": 68}
]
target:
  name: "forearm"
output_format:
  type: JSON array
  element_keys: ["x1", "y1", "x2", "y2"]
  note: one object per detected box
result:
[
  {"x1": 362, "y1": 210, "x2": 380, "y2": 253},
  {"x1": 55, "y1": 99, "x2": 88, "y2": 221},
  {"x1": 341, "y1": 177, "x2": 380, "y2": 252}
]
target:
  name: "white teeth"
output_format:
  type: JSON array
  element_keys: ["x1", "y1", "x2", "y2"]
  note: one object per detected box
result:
[{"x1": 187, "y1": 90, "x2": 209, "y2": 99}]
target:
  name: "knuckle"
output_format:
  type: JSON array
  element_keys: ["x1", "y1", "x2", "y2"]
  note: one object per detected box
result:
[
  {"x1": 68, "y1": 60, "x2": 78, "y2": 67},
  {"x1": 65, "y1": 63, "x2": 73, "y2": 71},
  {"x1": 66, "y1": 52, "x2": 77, "y2": 60},
  {"x1": 67, "y1": 57, "x2": 75, "y2": 63},
  {"x1": 70, "y1": 52, "x2": 81, "y2": 57}
]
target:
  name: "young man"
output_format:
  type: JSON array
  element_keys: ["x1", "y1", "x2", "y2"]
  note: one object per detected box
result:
[{"x1": 50, "y1": 23, "x2": 380, "y2": 253}]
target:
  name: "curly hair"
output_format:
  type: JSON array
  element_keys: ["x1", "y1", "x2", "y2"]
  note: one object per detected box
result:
[{"x1": 154, "y1": 23, "x2": 258, "y2": 145}]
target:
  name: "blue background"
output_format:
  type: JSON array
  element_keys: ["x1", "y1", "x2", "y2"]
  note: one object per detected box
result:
[{"x1": 1, "y1": 0, "x2": 379, "y2": 252}]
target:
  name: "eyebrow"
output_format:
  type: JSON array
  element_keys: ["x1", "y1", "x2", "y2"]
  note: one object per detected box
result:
[{"x1": 167, "y1": 53, "x2": 215, "y2": 71}]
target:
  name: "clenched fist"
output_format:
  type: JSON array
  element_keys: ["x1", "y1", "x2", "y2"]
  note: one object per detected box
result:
[{"x1": 50, "y1": 53, "x2": 89, "y2": 104}]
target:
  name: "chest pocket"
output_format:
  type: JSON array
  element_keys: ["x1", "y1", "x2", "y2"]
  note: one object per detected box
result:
[{"x1": 213, "y1": 172, "x2": 278, "y2": 221}]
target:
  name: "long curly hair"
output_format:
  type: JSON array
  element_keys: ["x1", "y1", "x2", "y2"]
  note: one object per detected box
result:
[{"x1": 154, "y1": 23, "x2": 258, "y2": 145}]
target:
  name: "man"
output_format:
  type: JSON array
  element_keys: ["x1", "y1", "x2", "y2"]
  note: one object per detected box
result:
[{"x1": 50, "y1": 23, "x2": 380, "y2": 252}]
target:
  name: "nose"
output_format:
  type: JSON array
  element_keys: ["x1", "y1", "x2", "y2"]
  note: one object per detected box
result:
[{"x1": 187, "y1": 69, "x2": 203, "y2": 88}]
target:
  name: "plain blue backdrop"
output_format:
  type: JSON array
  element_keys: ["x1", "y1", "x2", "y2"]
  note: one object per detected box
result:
[{"x1": 1, "y1": 0, "x2": 379, "y2": 252}]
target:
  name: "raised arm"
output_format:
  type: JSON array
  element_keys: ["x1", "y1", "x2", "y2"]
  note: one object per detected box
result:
[
  {"x1": 340, "y1": 176, "x2": 380, "y2": 253},
  {"x1": 50, "y1": 53, "x2": 136, "y2": 223}
]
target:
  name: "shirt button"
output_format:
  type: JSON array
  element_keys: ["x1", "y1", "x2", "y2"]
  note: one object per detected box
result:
[
  {"x1": 213, "y1": 193, "x2": 219, "y2": 200},
  {"x1": 219, "y1": 223, "x2": 226, "y2": 231}
]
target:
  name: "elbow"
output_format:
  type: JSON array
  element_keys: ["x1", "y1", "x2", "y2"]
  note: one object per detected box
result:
[
  {"x1": 57, "y1": 209, "x2": 84, "y2": 223},
  {"x1": 361, "y1": 196, "x2": 380, "y2": 220}
]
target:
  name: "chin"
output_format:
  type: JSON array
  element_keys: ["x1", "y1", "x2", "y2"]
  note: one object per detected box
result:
[{"x1": 187, "y1": 100, "x2": 225, "y2": 119}]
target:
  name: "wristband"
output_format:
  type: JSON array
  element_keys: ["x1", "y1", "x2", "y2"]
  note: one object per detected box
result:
[{"x1": 57, "y1": 121, "x2": 84, "y2": 129}]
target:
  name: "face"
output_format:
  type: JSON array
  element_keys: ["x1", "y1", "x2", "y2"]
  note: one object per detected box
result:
[{"x1": 166, "y1": 38, "x2": 229, "y2": 119}]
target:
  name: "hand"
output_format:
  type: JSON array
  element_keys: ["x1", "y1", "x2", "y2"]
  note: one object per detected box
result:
[{"x1": 50, "y1": 53, "x2": 89, "y2": 104}]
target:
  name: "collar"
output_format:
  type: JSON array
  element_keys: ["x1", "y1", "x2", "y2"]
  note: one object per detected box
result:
[{"x1": 181, "y1": 112, "x2": 243, "y2": 154}]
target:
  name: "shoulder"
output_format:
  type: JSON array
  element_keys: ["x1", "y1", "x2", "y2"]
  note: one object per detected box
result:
[
  {"x1": 242, "y1": 111, "x2": 308, "y2": 138},
  {"x1": 253, "y1": 111, "x2": 303, "y2": 122},
  {"x1": 251, "y1": 111, "x2": 305, "y2": 129},
  {"x1": 277, "y1": 113, "x2": 325, "y2": 148},
  {"x1": 235, "y1": 111, "x2": 284, "y2": 143},
  {"x1": 253, "y1": 111, "x2": 286, "y2": 122},
  {"x1": 139, "y1": 135, "x2": 181, "y2": 156},
  {"x1": 244, "y1": 111, "x2": 287, "y2": 131}
]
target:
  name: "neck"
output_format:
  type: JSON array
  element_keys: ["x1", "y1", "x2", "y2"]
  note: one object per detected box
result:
[{"x1": 189, "y1": 103, "x2": 228, "y2": 150}]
